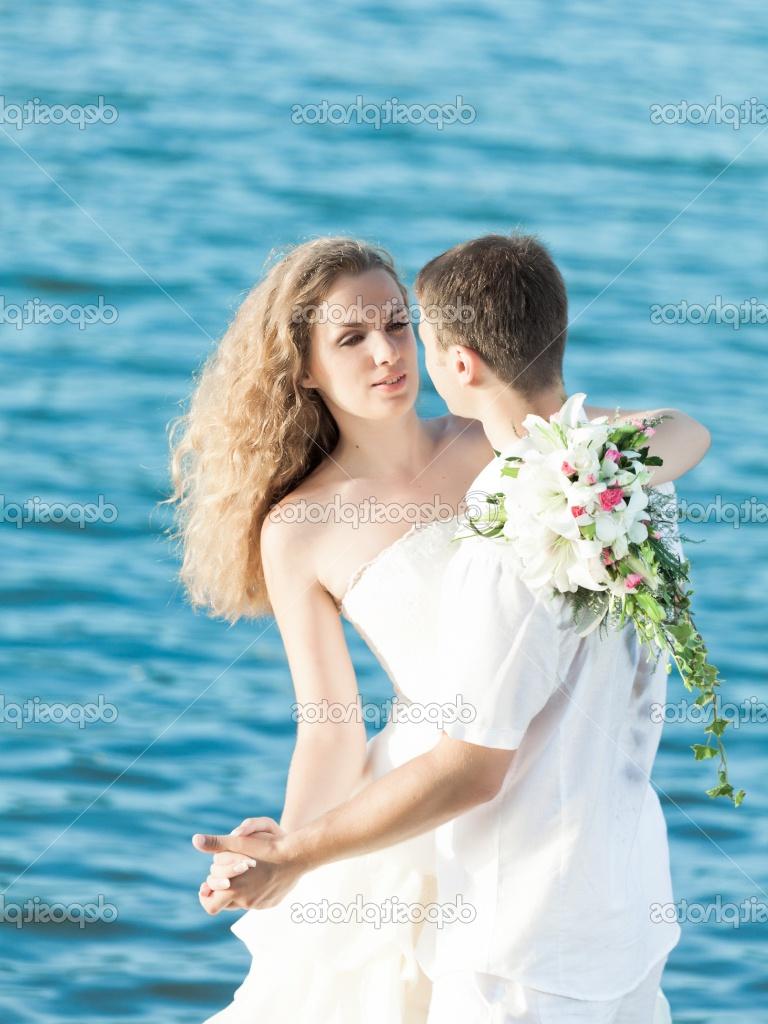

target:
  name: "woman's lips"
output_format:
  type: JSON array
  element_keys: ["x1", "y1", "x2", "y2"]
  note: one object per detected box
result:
[{"x1": 372, "y1": 373, "x2": 407, "y2": 390}]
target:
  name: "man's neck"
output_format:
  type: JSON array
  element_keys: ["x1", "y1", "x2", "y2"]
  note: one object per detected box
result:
[{"x1": 476, "y1": 382, "x2": 567, "y2": 453}]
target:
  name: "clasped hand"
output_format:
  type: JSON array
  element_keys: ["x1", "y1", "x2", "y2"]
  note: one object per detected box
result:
[{"x1": 192, "y1": 817, "x2": 302, "y2": 916}]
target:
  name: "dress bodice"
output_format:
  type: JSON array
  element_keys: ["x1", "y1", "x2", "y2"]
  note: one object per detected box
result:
[{"x1": 339, "y1": 517, "x2": 460, "y2": 707}]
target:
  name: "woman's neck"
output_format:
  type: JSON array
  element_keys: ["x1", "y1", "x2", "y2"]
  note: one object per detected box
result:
[{"x1": 331, "y1": 408, "x2": 439, "y2": 481}]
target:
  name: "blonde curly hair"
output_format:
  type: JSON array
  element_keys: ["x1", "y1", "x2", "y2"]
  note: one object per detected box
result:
[{"x1": 163, "y1": 237, "x2": 406, "y2": 623}]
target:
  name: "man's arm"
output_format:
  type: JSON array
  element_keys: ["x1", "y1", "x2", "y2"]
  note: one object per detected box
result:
[
  {"x1": 192, "y1": 734, "x2": 514, "y2": 911},
  {"x1": 288, "y1": 733, "x2": 513, "y2": 867}
]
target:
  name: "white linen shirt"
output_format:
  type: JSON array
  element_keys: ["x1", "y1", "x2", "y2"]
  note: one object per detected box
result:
[{"x1": 416, "y1": 449, "x2": 681, "y2": 1000}]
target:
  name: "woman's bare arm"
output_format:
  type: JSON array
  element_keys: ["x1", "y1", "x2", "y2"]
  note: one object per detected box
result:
[
  {"x1": 585, "y1": 404, "x2": 711, "y2": 486},
  {"x1": 261, "y1": 512, "x2": 368, "y2": 832}
]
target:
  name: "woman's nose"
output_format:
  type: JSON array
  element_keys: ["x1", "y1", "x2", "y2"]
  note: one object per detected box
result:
[{"x1": 371, "y1": 329, "x2": 399, "y2": 364}]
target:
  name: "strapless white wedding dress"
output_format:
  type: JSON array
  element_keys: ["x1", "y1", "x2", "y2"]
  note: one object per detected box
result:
[{"x1": 202, "y1": 517, "x2": 673, "y2": 1023}]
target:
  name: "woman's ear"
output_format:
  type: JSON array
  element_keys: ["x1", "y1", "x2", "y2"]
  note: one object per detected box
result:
[{"x1": 301, "y1": 371, "x2": 317, "y2": 389}]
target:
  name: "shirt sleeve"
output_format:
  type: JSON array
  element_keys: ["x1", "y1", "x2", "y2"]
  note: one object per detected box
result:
[{"x1": 437, "y1": 540, "x2": 570, "y2": 750}]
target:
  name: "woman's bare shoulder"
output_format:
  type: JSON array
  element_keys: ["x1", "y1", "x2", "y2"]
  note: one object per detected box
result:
[
  {"x1": 260, "y1": 497, "x2": 313, "y2": 571},
  {"x1": 261, "y1": 474, "x2": 333, "y2": 567},
  {"x1": 262, "y1": 466, "x2": 358, "y2": 558}
]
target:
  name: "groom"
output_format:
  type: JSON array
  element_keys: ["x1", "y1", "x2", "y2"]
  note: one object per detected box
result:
[{"x1": 193, "y1": 234, "x2": 690, "y2": 1020}]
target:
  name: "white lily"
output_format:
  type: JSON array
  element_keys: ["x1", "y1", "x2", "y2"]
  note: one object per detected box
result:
[
  {"x1": 522, "y1": 392, "x2": 590, "y2": 449},
  {"x1": 517, "y1": 527, "x2": 606, "y2": 594}
]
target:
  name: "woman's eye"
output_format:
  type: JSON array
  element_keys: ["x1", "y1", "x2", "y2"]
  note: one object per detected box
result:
[
  {"x1": 388, "y1": 320, "x2": 410, "y2": 333},
  {"x1": 340, "y1": 334, "x2": 363, "y2": 346}
]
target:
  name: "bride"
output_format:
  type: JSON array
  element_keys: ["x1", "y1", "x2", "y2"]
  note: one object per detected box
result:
[{"x1": 166, "y1": 236, "x2": 709, "y2": 1022}]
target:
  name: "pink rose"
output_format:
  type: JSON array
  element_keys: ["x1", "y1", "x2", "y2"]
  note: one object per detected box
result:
[
  {"x1": 585, "y1": 473, "x2": 597, "y2": 485},
  {"x1": 571, "y1": 504, "x2": 587, "y2": 518},
  {"x1": 561, "y1": 461, "x2": 576, "y2": 476},
  {"x1": 601, "y1": 548, "x2": 614, "y2": 566},
  {"x1": 598, "y1": 487, "x2": 624, "y2": 512},
  {"x1": 604, "y1": 448, "x2": 620, "y2": 462},
  {"x1": 625, "y1": 572, "x2": 643, "y2": 590}
]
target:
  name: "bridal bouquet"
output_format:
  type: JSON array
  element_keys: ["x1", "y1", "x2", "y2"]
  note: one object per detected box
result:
[{"x1": 461, "y1": 393, "x2": 743, "y2": 806}]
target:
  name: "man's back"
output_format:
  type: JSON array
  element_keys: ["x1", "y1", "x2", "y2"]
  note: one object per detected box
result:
[{"x1": 416, "y1": 457, "x2": 682, "y2": 999}]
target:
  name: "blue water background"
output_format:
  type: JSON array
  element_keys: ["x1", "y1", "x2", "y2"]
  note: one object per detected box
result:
[{"x1": 1, "y1": 2, "x2": 767, "y2": 1021}]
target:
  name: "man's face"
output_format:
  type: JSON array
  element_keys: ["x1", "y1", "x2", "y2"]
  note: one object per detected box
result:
[{"x1": 418, "y1": 312, "x2": 468, "y2": 415}]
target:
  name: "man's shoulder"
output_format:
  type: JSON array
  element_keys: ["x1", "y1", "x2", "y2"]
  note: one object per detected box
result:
[
  {"x1": 465, "y1": 451, "x2": 502, "y2": 497},
  {"x1": 465, "y1": 433, "x2": 537, "y2": 493}
]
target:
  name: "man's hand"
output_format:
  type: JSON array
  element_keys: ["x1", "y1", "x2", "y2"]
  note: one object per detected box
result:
[
  {"x1": 192, "y1": 735, "x2": 513, "y2": 917},
  {"x1": 192, "y1": 817, "x2": 304, "y2": 916},
  {"x1": 197, "y1": 816, "x2": 284, "y2": 901}
]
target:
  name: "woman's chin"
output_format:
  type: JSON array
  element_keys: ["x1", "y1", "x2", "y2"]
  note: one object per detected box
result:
[{"x1": 355, "y1": 382, "x2": 414, "y2": 412}]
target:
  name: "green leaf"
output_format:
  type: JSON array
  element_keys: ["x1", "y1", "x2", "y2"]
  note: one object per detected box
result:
[
  {"x1": 667, "y1": 623, "x2": 694, "y2": 645},
  {"x1": 693, "y1": 692, "x2": 714, "y2": 707},
  {"x1": 691, "y1": 744, "x2": 718, "y2": 760},
  {"x1": 635, "y1": 591, "x2": 664, "y2": 622},
  {"x1": 706, "y1": 783, "x2": 734, "y2": 798}
]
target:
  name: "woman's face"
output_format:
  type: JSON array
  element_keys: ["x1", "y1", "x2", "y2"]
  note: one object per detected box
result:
[{"x1": 302, "y1": 268, "x2": 419, "y2": 420}]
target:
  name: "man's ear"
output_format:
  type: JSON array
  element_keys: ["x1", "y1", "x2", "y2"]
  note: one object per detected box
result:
[{"x1": 455, "y1": 345, "x2": 481, "y2": 384}]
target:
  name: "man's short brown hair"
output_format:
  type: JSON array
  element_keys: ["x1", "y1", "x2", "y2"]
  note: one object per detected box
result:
[{"x1": 415, "y1": 233, "x2": 568, "y2": 396}]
